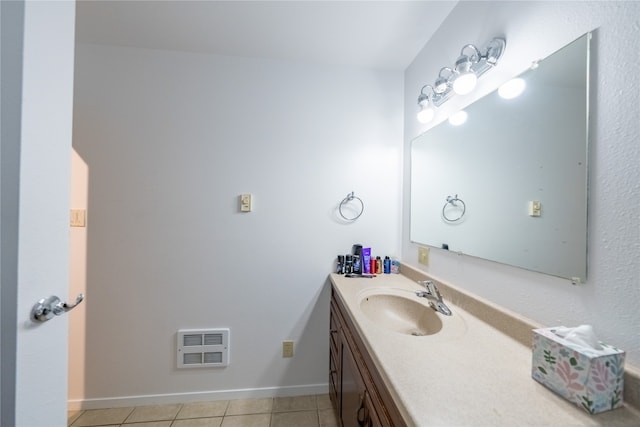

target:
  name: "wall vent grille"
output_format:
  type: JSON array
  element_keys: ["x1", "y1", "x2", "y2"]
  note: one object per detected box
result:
[{"x1": 177, "y1": 329, "x2": 229, "y2": 368}]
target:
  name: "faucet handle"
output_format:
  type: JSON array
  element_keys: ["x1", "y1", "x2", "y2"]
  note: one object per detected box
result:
[{"x1": 428, "y1": 281, "x2": 443, "y2": 300}]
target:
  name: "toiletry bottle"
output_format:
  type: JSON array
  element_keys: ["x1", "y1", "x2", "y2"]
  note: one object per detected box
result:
[
  {"x1": 391, "y1": 258, "x2": 400, "y2": 274},
  {"x1": 351, "y1": 243, "x2": 363, "y2": 274},
  {"x1": 352, "y1": 244, "x2": 363, "y2": 256},
  {"x1": 362, "y1": 248, "x2": 371, "y2": 274},
  {"x1": 336, "y1": 255, "x2": 344, "y2": 274},
  {"x1": 375, "y1": 256, "x2": 382, "y2": 274},
  {"x1": 352, "y1": 244, "x2": 363, "y2": 274},
  {"x1": 370, "y1": 258, "x2": 377, "y2": 275},
  {"x1": 383, "y1": 256, "x2": 391, "y2": 274},
  {"x1": 345, "y1": 255, "x2": 353, "y2": 274},
  {"x1": 353, "y1": 254, "x2": 362, "y2": 274}
]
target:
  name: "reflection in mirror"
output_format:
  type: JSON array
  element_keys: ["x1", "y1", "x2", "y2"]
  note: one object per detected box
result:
[{"x1": 410, "y1": 33, "x2": 590, "y2": 280}]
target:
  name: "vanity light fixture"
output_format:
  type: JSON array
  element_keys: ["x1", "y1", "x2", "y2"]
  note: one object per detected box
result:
[{"x1": 416, "y1": 37, "x2": 506, "y2": 122}]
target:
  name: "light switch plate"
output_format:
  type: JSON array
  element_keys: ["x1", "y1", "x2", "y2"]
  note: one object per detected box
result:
[
  {"x1": 240, "y1": 193, "x2": 252, "y2": 212},
  {"x1": 282, "y1": 340, "x2": 294, "y2": 358},
  {"x1": 528, "y1": 200, "x2": 541, "y2": 217},
  {"x1": 70, "y1": 209, "x2": 86, "y2": 227},
  {"x1": 418, "y1": 246, "x2": 430, "y2": 266}
]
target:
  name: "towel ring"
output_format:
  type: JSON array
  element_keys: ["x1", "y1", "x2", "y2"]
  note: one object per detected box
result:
[
  {"x1": 442, "y1": 194, "x2": 466, "y2": 222},
  {"x1": 339, "y1": 191, "x2": 364, "y2": 221}
]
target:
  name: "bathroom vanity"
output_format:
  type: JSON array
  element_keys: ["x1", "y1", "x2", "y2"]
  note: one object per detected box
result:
[
  {"x1": 328, "y1": 270, "x2": 640, "y2": 426},
  {"x1": 330, "y1": 283, "x2": 406, "y2": 426}
]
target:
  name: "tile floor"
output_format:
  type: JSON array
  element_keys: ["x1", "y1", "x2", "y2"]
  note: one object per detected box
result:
[{"x1": 68, "y1": 394, "x2": 338, "y2": 427}]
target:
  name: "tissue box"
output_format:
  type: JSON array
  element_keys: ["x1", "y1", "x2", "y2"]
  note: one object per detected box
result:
[{"x1": 532, "y1": 327, "x2": 625, "y2": 414}]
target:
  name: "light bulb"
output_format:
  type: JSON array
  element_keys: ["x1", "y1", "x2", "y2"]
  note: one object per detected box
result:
[
  {"x1": 498, "y1": 78, "x2": 526, "y2": 99},
  {"x1": 417, "y1": 105, "x2": 435, "y2": 124},
  {"x1": 448, "y1": 110, "x2": 468, "y2": 126},
  {"x1": 453, "y1": 72, "x2": 477, "y2": 95}
]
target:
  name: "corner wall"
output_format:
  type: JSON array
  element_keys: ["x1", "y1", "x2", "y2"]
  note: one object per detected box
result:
[
  {"x1": 71, "y1": 44, "x2": 403, "y2": 406},
  {"x1": 403, "y1": 1, "x2": 640, "y2": 366}
]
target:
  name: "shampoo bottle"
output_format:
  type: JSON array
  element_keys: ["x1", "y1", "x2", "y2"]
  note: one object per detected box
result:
[
  {"x1": 352, "y1": 244, "x2": 363, "y2": 274},
  {"x1": 383, "y1": 256, "x2": 391, "y2": 274}
]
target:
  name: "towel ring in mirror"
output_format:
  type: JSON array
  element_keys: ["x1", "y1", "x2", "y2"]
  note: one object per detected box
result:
[{"x1": 442, "y1": 194, "x2": 466, "y2": 222}]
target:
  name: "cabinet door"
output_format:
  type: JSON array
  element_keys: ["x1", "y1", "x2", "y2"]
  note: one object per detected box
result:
[{"x1": 341, "y1": 338, "x2": 369, "y2": 427}]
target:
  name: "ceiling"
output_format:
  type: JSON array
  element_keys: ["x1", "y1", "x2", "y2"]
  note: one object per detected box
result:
[{"x1": 75, "y1": 1, "x2": 457, "y2": 70}]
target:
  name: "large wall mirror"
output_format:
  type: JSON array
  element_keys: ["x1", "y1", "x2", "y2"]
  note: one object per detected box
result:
[{"x1": 410, "y1": 33, "x2": 590, "y2": 281}]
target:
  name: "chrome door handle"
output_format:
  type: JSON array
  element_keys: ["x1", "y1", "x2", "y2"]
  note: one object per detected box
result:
[{"x1": 31, "y1": 294, "x2": 84, "y2": 322}]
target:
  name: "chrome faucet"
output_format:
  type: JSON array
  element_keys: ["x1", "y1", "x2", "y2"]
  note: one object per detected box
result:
[{"x1": 416, "y1": 280, "x2": 452, "y2": 316}]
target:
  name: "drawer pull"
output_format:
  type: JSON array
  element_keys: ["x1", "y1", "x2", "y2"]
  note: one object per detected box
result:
[{"x1": 357, "y1": 391, "x2": 368, "y2": 426}]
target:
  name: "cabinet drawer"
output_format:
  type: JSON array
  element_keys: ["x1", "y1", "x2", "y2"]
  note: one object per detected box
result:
[
  {"x1": 330, "y1": 347, "x2": 338, "y2": 379},
  {"x1": 329, "y1": 352, "x2": 338, "y2": 393},
  {"x1": 329, "y1": 307, "x2": 339, "y2": 349},
  {"x1": 330, "y1": 331, "x2": 338, "y2": 362}
]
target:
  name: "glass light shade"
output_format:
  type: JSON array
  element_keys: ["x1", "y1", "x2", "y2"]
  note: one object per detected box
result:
[
  {"x1": 448, "y1": 110, "x2": 468, "y2": 126},
  {"x1": 417, "y1": 104, "x2": 435, "y2": 123},
  {"x1": 498, "y1": 78, "x2": 526, "y2": 99},
  {"x1": 453, "y1": 72, "x2": 477, "y2": 95}
]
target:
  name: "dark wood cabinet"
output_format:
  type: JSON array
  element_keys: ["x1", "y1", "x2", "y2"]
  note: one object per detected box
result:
[
  {"x1": 341, "y1": 339, "x2": 384, "y2": 427},
  {"x1": 330, "y1": 286, "x2": 405, "y2": 427}
]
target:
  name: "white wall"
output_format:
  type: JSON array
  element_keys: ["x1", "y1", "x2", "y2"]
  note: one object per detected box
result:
[
  {"x1": 71, "y1": 44, "x2": 402, "y2": 405},
  {"x1": 403, "y1": 1, "x2": 640, "y2": 367}
]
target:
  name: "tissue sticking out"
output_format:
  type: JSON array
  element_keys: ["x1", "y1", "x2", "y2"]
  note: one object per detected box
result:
[{"x1": 552, "y1": 325, "x2": 603, "y2": 351}]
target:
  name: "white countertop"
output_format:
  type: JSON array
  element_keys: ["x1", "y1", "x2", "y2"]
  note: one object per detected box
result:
[{"x1": 330, "y1": 273, "x2": 640, "y2": 427}]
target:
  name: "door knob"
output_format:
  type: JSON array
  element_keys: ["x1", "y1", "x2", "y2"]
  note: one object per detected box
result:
[{"x1": 31, "y1": 294, "x2": 84, "y2": 322}]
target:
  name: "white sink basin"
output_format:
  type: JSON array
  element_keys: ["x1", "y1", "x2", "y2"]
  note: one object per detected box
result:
[{"x1": 357, "y1": 288, "x2": 466, "y2": 338}]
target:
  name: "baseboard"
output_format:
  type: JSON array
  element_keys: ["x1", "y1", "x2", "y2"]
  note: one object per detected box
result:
[{"x1": 68, "y1": 383, "x2": 329, "y2": 411}]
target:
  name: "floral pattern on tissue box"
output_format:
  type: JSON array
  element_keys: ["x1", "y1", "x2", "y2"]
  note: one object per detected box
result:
[{"x1": 531, "y1": 327, "x2": 625, "y2": 414}]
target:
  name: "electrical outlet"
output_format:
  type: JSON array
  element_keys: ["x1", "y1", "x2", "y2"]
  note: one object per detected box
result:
[
  {"x1": 418, "y1": 247, "x2": 430, "y2": 266},
  {"x1": 282, "y1": 340, "x2": 294, "y2": 358}
]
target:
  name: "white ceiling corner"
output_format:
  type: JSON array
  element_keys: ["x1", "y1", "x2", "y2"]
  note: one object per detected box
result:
[{"x1": 74, "y1": 0, "x2": 457, "y2": 70}]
